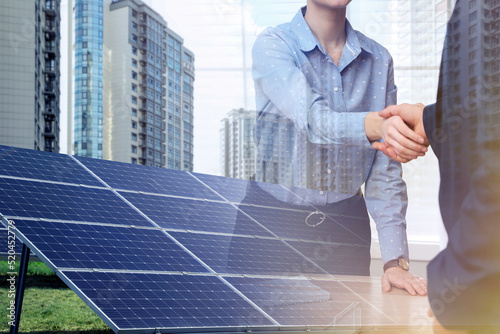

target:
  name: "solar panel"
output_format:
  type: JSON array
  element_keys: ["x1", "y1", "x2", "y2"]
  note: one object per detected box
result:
[
  {"x1": 192, "y1": 172, "x2": 313, "y2": 209},
  {"x1": 0, "y1": 146, "x2": 102, "y2": 186},
  {"x1": 58, "y1": 271, "x2": 275, "y2": 332},
  {"x1": 225, "y1": 276, "x2": 362, "y2": 326},
  {"x1": 121, "y1": 192, "x2": 273, "y2": 236},
  {"x1": 0, "y1": 145, "x2": 402, "y2": 333},
  {"x1": 170, "y1": 231, "x2": 326, "y2": 276},
  {"x1": 0, "y1": 178, "x2": 151, "y2": 226},
  {"x1": 77, "y1": 157, "x2": 223, "y2": 200},
  {"x1": 12, "y1": 219, "x2": 209, "y2": 273},
  {"x1": 238, "y1": 205, "x2": 370, "y2": 245},
  {"x1": 0, "y1": 228, "x2": 23, "y2": 256}
]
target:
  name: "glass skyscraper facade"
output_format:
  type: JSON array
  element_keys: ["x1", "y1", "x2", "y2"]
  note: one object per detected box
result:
[
  {"x1": 73, "y1": 0, "x2": 104, "y2": 158},
  {"x1": 70, "y1": 0, "x2": 194, "y2": 170}
]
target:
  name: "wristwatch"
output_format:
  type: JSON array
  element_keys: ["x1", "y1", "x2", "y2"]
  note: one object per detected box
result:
[{"x1": 383, "y1": 256, "x2": 410, "y2": 272}]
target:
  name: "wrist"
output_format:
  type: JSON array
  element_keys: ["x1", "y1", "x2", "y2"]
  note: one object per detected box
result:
[
  {"x1": 364, "y1": 112, "x2": 383, "y2": 142},
  {"x1": 383, "y1": 256, "x2": 410, "y2": 272}
]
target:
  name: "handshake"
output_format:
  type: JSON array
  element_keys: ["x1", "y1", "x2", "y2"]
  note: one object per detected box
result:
[{"x1": 365, "y1": 103, "x2": 429, "y2": 163}]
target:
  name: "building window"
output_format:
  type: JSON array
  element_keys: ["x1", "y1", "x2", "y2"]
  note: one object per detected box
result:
[
  {"x1": 469, "y1": 24, "x2": 477, "y2": 35},
  {"x1": 132, "y1": 46, "x2": 137, "y2": 55},
  {"x1": 132, "y1": 59, "x2": 137, "y2": 68},
  {"x1": 469, "y1": 37, "x2": 477, "y2": 48},
  {"x1": 131, "y1": 34, "x2": 137, "y2": 44},
  {"x1": 131, "y1": 158, "x2": 137, "y2": 164},
  {"x1": 82, "y1": 67, "x2": 87, "y2": 74},
  {"x1": 132, "y1": 121, "x2": 137, "y2": 129},
  {"x1": 131, "y1": 96, "x2": 137, "y2": 105},
  {"x1": 469, "y1": 50, "x2": 477, "y2": 61},
  {"x1": 131, "y1": 145, "x2": 137, "y2": 153},
  {"x1": 469, "y1": 11, "x2": 477, "y2": 21},
  {"x1": 132, "y1": 21, "x2": 138, "y2": 31},
  {"x1": 131, "y1": 83, "x2": 137, "y2": 92},
  {"x1": 132, "y1": 133, "x2": 137, "y2": 141},
  {"x1": 82, "y1": 41, "x2": 87, "y2": 48},
  {"x1": 131, "y1": 108, "x2": 137, "y2": 117},
  {"x1": 131, "y1": 71, "x2": 137, "y2": 80}
]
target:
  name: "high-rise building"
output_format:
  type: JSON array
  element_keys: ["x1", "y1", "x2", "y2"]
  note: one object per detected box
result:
[
  {"x1": 69, "y1": 0, "x2": 195, "y2": 170},
  {"x1": 220, "y1": 108, "x2": 257, "y2": 180},
  {"x1": 0, "y1": 0, "x2": 61, "y2": 152},
  {"x1": 393, "y1": 0, "x2": 454, "y2": 105},
  {"x1": 70, "y1": 0, "x2": 104, "y2": 159}
]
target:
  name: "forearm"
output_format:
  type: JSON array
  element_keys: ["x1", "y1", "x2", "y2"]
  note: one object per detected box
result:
[{"x1": 364, "y1": 152, "x2": 409, "y2": 263}]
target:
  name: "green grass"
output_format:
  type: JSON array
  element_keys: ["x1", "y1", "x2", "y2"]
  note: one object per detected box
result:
[
  {"x1": 0, "y1": 260, "x2": 55, "y2": 276},
  {"x1": 0, "y1": 262, "x2": 113, "y2": 333}
]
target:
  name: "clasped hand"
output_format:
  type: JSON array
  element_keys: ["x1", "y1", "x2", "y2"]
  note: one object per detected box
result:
[{"x1": 370, "y1": 103, "x2": 429, "y2": 163}]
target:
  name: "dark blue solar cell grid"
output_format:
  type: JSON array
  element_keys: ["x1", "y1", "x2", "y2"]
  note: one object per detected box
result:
[
  {"x1": 60, "y1": 271, "x2": 274, "y2": 330},
  {"x1": 192, "y1": 173, "x2": 313, "y2": 209},
  {"x1": 0, "y1": 228, "x2": 23, "y2": 255},
  {"x1": 77, "y1": 157, "x2": 222, "y2": 200},
  {"x1": 0, "y1": 178, "x2": 152, "y2": 227},
  {"x1": 0, "y1": 145, "x2": 102, "y2": 186},
  {"x1": 121, "y1": 192, "x2": 272, "y2": 237},
  {"x1": 239, "y1": 205, "x2": 369, "y2": 245},
  {"x1": 286, "y1": 241, "x2": 370, "y2": 276},
  {"x1": 13, "y1": 220, "x2": 208, "y2": 273},
  {"x1": 226, "y1": 276, "x2": 359, "y2": 326},
  {"x1": 170, "y1": 232, "x2": 325, "y2": 276}
]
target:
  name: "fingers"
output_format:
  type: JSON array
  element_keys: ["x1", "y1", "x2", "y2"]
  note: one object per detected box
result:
[
  {"x1": 381, "y1": 273, "x2": 392, "y2": 292},
  {"x1": 404, "y1": 282, "x2": 417, "y2": 296},
  {"x1": 379, "y1": 104, "x2": 404, "y2": 118},
  {"x1": 373, "y1": 142, "x2": 413, "y2": 163},
  {"x1": 382, "y1": 117, "x2": 427, "y2": 160},
  {"x1": 402, "y1": 276, "x2": 427, "y2": 296},
  {"x1": 395, "y1": 117, "x2": 426, "y2": 144},
  {"x1": 383, "y1": 268, "x2": 428, "y2": 297},
  {"x1": 411, "y1": 277, "x2": 428, "y2": 296}
]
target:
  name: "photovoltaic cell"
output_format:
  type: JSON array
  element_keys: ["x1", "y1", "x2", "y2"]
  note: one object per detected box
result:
[
  {"x1": 121, "y1": 192, "x2": 273, "y2": 237},
  {"x1": 239, "y1": 205, "x2": 370, "y2": 245},
  {"x1": 0, "y1": 228, "x2": 23, "y2": 255},
  {"x1": 77, "y1": 157, "x2": 222, "y2": 200},
  {"x1": 192, "y1": 173, "x2": 312, "y2": 209},
  {"x1": 286, "y1": 241, "x2": 370, "y2": 276},
  {"x1": 226, "y1": 276, "x2": 362, "y2": 326},
  {"x1": 170, "y1": 231, "x2": 325, "y2": 276},
  {"x1": 59, "y1": 271, "x2": 275, "y2": 331},
  {"x1": 0, "y1": 178, "x2": 152, "y2": 226},
  {"x1": 0, "y1": 146, "x2": 102, "y2": 186},
  {"x1": 13, "y1": 220, "x2": 208, "y2": 273}
]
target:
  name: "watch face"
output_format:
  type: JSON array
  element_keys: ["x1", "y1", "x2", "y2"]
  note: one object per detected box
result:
[{"x1": 398, "y1": 258, "x2": 410, "y2": 271}]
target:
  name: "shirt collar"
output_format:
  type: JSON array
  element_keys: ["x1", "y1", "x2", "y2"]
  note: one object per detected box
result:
[{"x1": 292, "y1": 6, "x2": 373, "y2": 55}]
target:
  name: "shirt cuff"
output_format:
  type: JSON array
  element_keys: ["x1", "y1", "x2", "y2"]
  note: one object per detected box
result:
[{"x1": 377, "y1": 224, "x2": 409, "y2": 264}]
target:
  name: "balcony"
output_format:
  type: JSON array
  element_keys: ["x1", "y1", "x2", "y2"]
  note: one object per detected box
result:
[
  {"x1": 44, "y1": 107, "x2": 56, "y2": 117},
  {"x1": 44, "y1": 121, "x2": 56, "y2": 138},
  {"x1": 44, "y1": 0, "x2": 57, "y2": 16},
  {"x1": 44, "y1": 85, "x2": 56, "y2": 97},
  {"x1": 44, "y1": 61, "x2": 56, "y2": 76}
]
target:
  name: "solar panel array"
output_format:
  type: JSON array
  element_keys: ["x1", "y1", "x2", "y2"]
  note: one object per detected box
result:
[{"x1": 0, "y1": 145, "x2": 379, "y2": 334}]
